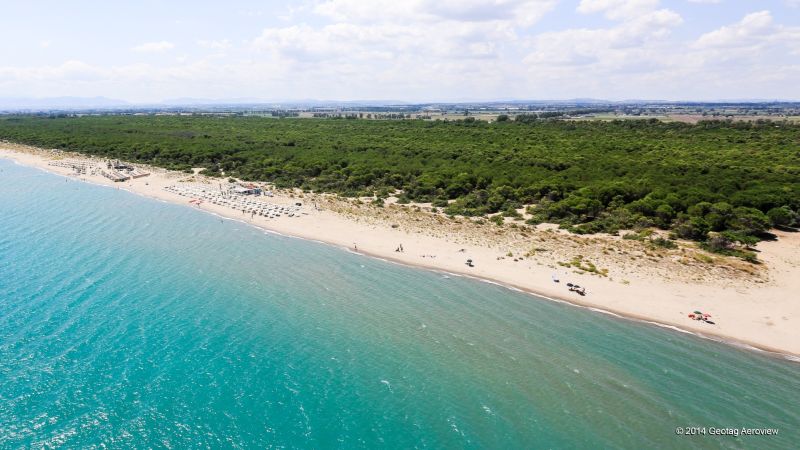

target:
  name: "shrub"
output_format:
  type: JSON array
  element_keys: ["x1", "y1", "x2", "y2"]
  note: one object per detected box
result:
[
  {"x1": 648, "y1": 237, "x2": 677, "y2": 249},
  {"x1": 767, "y1": 206, "x2": 795, "y2": 227}
]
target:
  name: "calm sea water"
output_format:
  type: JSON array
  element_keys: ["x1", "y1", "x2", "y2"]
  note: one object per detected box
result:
[{"x1": 0, "y1": 159, "x2": 798, "y2": 449}]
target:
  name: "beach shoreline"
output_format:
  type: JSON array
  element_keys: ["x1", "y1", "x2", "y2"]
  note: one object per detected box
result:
[{"x1": 2, "y1": 144, "x2": 799, "y2": 359}]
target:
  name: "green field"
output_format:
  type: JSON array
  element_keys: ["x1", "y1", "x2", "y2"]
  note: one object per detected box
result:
[{"x1": 1, "y1": 115, "x2": 798, "y2": 253}]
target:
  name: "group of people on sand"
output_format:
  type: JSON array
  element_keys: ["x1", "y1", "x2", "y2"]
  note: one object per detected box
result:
[
  {"x1": 567, "y1": 283, "x2": 586, "y2": 296},
  {"x1": 392, "y1": 243, "x2": 439, "y2": 259},
  {"x1": 551, "y1": 273, "x2": 587, "y2": 296},
  {"x1": 688, "y1": 311, "x2": 715, "y2": 325}
]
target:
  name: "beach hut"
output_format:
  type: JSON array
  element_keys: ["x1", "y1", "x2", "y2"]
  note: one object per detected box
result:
[{"x1": 231, "y1": 186, "x2": 261, "y2": 196}]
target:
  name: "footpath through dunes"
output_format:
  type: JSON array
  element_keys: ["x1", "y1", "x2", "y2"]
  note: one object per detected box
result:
[
  {"x1": 0, "y1": 157, "x2": 798, "y2": 448},
  {"x1": 2, "y1": 145, "x2": 800, "y2": 357}
]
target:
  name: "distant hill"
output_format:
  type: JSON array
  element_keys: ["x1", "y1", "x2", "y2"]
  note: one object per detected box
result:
[{"x1": 0, "y1": 96, "x2": 797, "y2": 112}]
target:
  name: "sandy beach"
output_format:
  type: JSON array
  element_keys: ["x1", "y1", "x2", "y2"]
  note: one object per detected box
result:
[{"x1": 2, "y1": 144, "x2": 799, "y2": 359}]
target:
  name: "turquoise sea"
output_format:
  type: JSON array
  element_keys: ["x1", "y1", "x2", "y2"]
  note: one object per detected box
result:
[{"x1": 0, "y1": 158, "x2": 798, "y2": 449}]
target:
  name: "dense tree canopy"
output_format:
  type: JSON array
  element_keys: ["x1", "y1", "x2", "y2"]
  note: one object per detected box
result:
[{"x1": 1, "y1": 115, "x2": 798, "y2": 245}]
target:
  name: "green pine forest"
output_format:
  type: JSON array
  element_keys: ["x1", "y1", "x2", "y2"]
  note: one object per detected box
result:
[{"x1": 1, "y1": 115, "x2": 798, "y2": 258}]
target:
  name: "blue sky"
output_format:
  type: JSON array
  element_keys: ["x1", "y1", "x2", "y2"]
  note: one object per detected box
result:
[{"x1": 1, "y1": 0, "x2": 798, "y2": 102}]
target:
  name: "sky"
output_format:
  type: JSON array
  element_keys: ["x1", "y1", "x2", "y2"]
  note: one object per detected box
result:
[{"x1": 0, "y1": 0, "x2": 798, "y2": 103}]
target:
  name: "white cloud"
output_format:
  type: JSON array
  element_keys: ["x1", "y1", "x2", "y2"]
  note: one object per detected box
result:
[
  {"x1": 2, "y1": 1, "x2": 800, "y2": 101},
  {"x1": 641, "y1": 11, "x2": 800, "y2": 98},
  {"x1": 314, "y1": 0, "x2": 558, "y2": 25},
  {"x1": 131, "y1": 41, "x2": 175, "y2": 53},
  {"x1": 530, "y1": 8, "x2": 800, "y2": 98},
  {"x1": 577, "y1": 0, "x2": 661, "y2": 20},
  {"x1": 243, "y1": 0, "x2": 550, "y2": 102},
  {"x1": 252, "y1": 1, "x2": 554, "y2": 68},
  {"x1": 694, "y1": 11, "x2": 772, "y2": 48},
  {"x1": 198, "y1": 39, "x2": 232, "y2": 50},
  {"x1": 692, "y1": 10, "x2": 800, "y2": 62},
  {"x1": 0, "y1": 60, "x2": 106, "y2": 82},
  {"x1": 313, "y1": 0, "x2": 416, "y2": 22},
  {"x1": 252, "y1": 21, "x2": 515, "y2": 64},
  {"x1": 528, "y1": 1, "x2": 682, "y2": 67},
  {"x1": 0, "y1": 58, "x2": 297, "y2": 103},
  {"x1": 420, "y1": 0, "x2": 558, "y2": 25}
]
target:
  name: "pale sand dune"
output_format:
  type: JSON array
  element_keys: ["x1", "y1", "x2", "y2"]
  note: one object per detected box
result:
[{"x1": 2, "y1": 145, "x2": 798, "y2": 358}]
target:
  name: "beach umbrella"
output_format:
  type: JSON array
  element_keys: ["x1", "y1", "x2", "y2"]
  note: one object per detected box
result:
[
  {"x1": 567, "y1": 283, "x2": 574, "y2": 287},
  {"x1": 693, "y1": 310, "x2": 703, "y2": 315}
]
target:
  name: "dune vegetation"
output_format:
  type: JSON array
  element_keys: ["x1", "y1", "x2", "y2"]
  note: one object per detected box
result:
[{"x1": 1, "y1": 115, "x2": 798, "y2": 256}]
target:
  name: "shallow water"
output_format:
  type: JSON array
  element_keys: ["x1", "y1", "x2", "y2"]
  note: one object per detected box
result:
[{"x1": 1, "y1": 159, "x2": 798, "y2": 449}]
